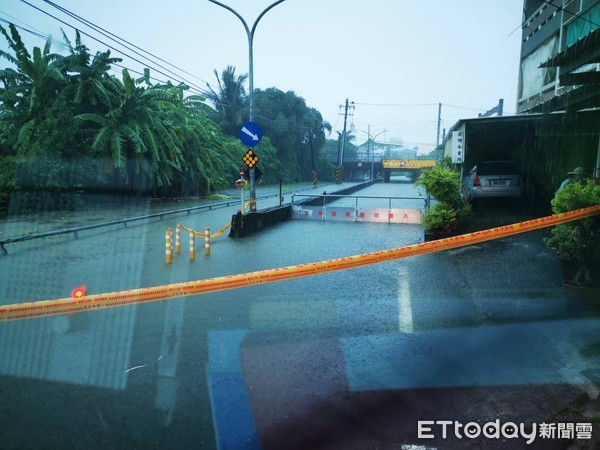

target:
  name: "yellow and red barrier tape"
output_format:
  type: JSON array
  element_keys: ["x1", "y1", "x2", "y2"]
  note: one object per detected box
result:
[
  {"x1": 1, "y1": 205, "x2": 598, "y2": 322},
  {"x1": 179, "y1": 222, "x2": 231, "y2": 239}
]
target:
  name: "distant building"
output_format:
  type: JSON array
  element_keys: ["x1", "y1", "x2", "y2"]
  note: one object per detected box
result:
[
  {"x1": 518, "y1": 0, "x2": 600, "y2": 113},
  {"x1": 356, "y1": 141, "x2": 417, "y2": 161}
]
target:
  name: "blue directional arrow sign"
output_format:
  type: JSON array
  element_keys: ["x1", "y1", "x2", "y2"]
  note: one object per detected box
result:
[{"x1": 239, "y1": 122, "x2": 262, "y2": 147}]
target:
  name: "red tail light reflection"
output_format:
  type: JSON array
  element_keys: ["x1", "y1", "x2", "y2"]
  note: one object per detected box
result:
[{"x1": 71, "y1": 285, "x2": 87, "y2": 299}]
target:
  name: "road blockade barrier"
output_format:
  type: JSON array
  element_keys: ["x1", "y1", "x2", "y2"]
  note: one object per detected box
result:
[
  {"x1": 169, "y1": 222, "x2": 232, "y2": 263},
  {"x1": 178, "y1": 222, "x2": 231, "y2": 240},
  {"x1": 1, "y1": 204, "x2": 598, "y2": 322}
]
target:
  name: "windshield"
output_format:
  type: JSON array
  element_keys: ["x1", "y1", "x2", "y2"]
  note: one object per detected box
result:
[{"x1": 1, "y1": 1, "x2": 600, "y2": 449}]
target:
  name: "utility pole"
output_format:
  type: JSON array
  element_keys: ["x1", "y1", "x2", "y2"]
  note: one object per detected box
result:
[
  {"x1": 337, "y1": 99, "x2": 354, "y2": 183},
  {"x1": 340, "y1": 99, "x2": 350, "y2": 165},
  {"x1": 367, "y1": 124, "x2": 372, "y2": 181},
  {"x1": 436, "y1": 102, "x2": 442, "y2": 148}
]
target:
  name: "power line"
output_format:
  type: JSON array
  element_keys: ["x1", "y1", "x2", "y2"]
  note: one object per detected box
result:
[
  {"x1": 1, "y1": 15, "x2": 333, "y2": 139},
  {"x1": 0, "y1": 16, "x2": 323, "y2": 135},
  {"x1": 0, "y1": 17, "x2": 205, "y2": 97},
  {"x1": 0, "y1": 15, "x2": 59, "y2": 44},
  {"x1": 18, "y1": 0, "x2": 207, "y2": 95},
  {"x1": 354, "y1": 101, "x2": 487, "y2": 112},
  {"x1": 442, "y1": 103, "x2": 487, "y2": 112},
  {"x1": 354, "y1": 102, "x2": 439, "y2": 107},
  {"x1": 41, "y1": 0, "x2": 213, "y2": 90}
]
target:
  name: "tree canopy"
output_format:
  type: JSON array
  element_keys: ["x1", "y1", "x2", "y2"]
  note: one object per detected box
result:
[{"x1": 0, "y1": 24, "x2": 334, "y2": 213}]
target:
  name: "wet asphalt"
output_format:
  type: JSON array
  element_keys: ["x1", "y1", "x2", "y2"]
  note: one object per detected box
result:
[{"x1": 0, "y1": 180, "x2": 598, "y2": 449}]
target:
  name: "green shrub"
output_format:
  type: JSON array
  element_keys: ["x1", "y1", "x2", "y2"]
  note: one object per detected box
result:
[
  {"x1": 415, "y1": 165, "x2": 462, "y2": 208},
  {"x1": 422, "y1": 202, "x2": 457, "y2": 231},
  {"x1": 544, "y1": 180, "x2": 600, "y2": 263},
  {"x1": 416, "y1": 163, "x2": 470, "y2": 231}
]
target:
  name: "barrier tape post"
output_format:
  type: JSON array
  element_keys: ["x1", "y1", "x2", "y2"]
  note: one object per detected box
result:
[
  {"x1": 175, "y1": 225, "x2": 181, "y2": 254},
  {"x1": 1, "y1": 205, "x2": 598, "y2": 323},
  {"x1": 205, "y1": 227, "x2": 210, "y2": 256},
  {"x1": 189, "y1": 231, "x2": 195, "y2": 262},
  {"x1": 165, "y1": 229, "x2": 173, "y2": 265}
]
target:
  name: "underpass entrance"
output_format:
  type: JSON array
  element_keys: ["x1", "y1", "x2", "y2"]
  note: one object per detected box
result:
[{"x1": 381, "y1": 159, "x2": 436, "y2": 183}]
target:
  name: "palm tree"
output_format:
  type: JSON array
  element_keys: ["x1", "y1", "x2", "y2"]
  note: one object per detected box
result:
[
  {"x1": 60, "y1": 30, "x2": 121, "y2": 113},
  {"x1": 0, "y1": 24, "x2": 66, "y2": 148},
  {"x1": 161, "y1": 84, "x2": 241, "y2": 195},
  {"x1": 204, "y1": 65, "x2": 248, "y2": 136},
  {"x1": 77, "y1": 69, "x2": 185, "y2": 193}
]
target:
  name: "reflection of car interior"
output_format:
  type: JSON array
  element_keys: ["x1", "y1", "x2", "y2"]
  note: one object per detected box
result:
[{"x1": 462, "y1": 161, "x2": 523, "y2": 201}]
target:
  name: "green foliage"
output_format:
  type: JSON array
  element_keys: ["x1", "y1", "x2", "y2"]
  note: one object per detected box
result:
[
  {"x1": 544, "y1": 180, "x2": 600, "y2": 262},
  {"x1": 252, "y1": 88, "x2": 331, "y2": 183},
  {"x1": 0, "y1": 155, "x2": 16, "y2": 211},
  {"x1": 436, "y1": 155, "x2": 454, "y2": 169},
  {"x1": 0, "y1": 25, "x2": 253, "y2": 212},
  {"x1": 416, "y1": 164, "x2": 470, "y2": 231},
  {"x1": 0, "y1": 26, "x2": 335, "y2": 214},
  {"x1": 550, "y1": 178, "x2": 600, "y2": 213},
  {"x1": 204, "y1": 66, "x2": 248, "y2": 137},
  {"x1": 415, "y1": 165, "x2": 462, "y2": 207},
  {"x1": 422, "y1": 202, "x2": 457, "y2": 231}
]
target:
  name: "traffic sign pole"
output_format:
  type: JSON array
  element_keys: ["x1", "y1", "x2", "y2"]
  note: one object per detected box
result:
[
  {"x1": 239, "y1": 122, "x2": 262, "y2": 213},
  {"x1": 209, "y1": 0, "x2": 286, "y2": 226}
]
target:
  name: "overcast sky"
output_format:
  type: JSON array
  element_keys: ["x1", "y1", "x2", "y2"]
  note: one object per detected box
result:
[{"x1": 1, "y1": 0, "x2": 525, "y2": 151}]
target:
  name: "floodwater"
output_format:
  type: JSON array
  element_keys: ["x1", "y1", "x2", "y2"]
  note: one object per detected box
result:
[{"x1": 0, "y1": 178, "x2": 598, "y2": 449}]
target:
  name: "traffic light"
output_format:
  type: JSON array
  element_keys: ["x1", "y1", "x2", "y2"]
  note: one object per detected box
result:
[{"x1": 242, "y1": 149, "x2": 259, "y2": 168}]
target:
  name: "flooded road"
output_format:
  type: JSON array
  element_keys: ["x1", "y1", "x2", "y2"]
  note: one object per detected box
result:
[{"x1": 1, "y1": 179, "x2": 598, "y2": 449}]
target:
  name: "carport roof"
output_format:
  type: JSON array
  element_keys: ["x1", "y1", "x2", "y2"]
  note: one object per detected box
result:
[
  {"x1": 443, "y1": 109, "x2": 600, "y2": 147},
  {"x1": 443, "y1": 113, "x2": 546, "y2": 143}
]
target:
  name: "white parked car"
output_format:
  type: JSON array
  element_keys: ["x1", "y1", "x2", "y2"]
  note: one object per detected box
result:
[{"x1": 461, "y1": 161, "x2": 523, "y2": 202}]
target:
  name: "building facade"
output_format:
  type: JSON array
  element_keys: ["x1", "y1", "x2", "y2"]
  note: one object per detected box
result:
[{"x1": 518, "y1": 0, "x2": 600, "y2": 113}]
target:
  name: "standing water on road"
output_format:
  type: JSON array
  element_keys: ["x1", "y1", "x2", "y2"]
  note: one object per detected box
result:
[{"x1": 1, "y1": 178, "x2": 598, "y2": 449}]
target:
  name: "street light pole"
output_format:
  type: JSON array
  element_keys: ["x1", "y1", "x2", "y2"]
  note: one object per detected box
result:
[
  {"x1": 360, "y1": 127, "x2": 386, "y2": 180},
  {"x1": 209, "y1": 0, "x2": 286, "y2": 212}
]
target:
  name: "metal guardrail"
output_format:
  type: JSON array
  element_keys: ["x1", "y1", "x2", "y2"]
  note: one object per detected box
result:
[
  {"x1": 291, "y1": 193, "x2": 430, "y2": 224},
  {"x1": 291, "y1": 193, "x2": 429, "y2": 207},
  {"x1": 0, "y1": 184, "x2": 335, "y2": 255}
]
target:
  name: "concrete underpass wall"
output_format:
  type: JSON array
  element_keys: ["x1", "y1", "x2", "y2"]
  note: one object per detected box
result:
[
  {"x1": 299, "y1": 181, "x2": 374, "y2": 207},
  {"x1": 229, "y1": 205, "x2": 292, "y2": 238},
  {"x1": 228, "y1": 181, "x2": 374, "y2": 238}
]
